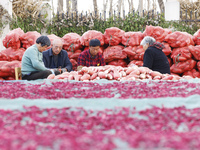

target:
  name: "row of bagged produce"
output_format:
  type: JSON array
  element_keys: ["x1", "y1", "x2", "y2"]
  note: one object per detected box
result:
[{"x1": 1, "y1": 25, "x2": 200, "y2": 80}]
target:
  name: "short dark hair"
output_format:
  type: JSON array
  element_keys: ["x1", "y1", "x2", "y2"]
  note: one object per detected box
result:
[
  {"x1": 36, "y1": 36, "x2": 51, "y2": 47},
  {"x1": 89, "y1": 39, "x2": 101, "y2": 47}
]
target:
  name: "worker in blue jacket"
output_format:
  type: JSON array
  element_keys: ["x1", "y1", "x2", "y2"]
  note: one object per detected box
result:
[{"x1": 43, "y1": 39, "x2": 72, "y2": 75}]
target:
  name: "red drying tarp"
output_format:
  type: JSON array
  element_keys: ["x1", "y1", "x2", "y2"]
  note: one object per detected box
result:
[
  {"x1": 80, "y1": 30, "x2": 104, "y2": 46},
  {"x1": 165, "y1": 31, "x2": 194, "y2": 48},
  {"x1": 108, "y1": 59, "x2": 127, "y2": 67},
  {"x1": 62, "y1": 33, "x2": 82, "y2": 52},
  {"x1": 103, "y1": 45, "x2": 126, "y2": 62},
  {"x1": 128, "y1": 60, "x2": 143, "y2": 67},
  {"x1": 193, "y1": 29, "x2": 200, "y2": 45},
  {"x1": 162, "y1": 42, "x2": 172, "y2": 56},
  {"x1": 0, "y1": 47, "x2": 25, "y2": 61},
  {"x1": 20, "y1": 31, "x2": 41, "y2": 49},
  {"x1": 183, "y1": 69, "x2": 200, "y2": 78},
  {"x1": 189, "y1": 45, "x2": 200, "y2": 61},
  {"x1": 121, "y1": 32, "x2": 144, "y2": 47},
  {"x1": 123, "y1": 46, "x2": 144, "y2": 61},
  {"x1": 104, "y1": 27, "x2": 125, "y2": 46},
  {"x1": 171, "y1": 46, "x2": 192, "y2": 63},
  {"x1": 143, "y1": 25, "x2": 172, "y2": 42},
  {"x1": 0, "y1": 60, "x2": 21, "y2": 78},
  {"x1": 170, "y1": 59, "x2": 196, "y2": 74},
  {"x1": 3, "y1": 28, "x2": 24, "y2": 50}
]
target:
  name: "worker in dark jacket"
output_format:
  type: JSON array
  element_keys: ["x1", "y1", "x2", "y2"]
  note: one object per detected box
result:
[
  {"x1": 43, "y1": 39, "x2": 72, "y2": 75},
  {"x1": 140, "y1": 36, "x2": 170, "y2": 74}
]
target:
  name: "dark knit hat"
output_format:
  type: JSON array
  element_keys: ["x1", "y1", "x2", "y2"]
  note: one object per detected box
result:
[{"x1": 89, "y1": 39, "x2": 101, "y2": 47}]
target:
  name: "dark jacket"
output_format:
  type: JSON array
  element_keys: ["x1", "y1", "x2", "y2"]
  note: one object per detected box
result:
[
  {"x1": 43, "y1": 48, "x2": 72, "y2": 72},
  {"x1": 143, "y1": 42, "x2": 170, "y2": 74}
]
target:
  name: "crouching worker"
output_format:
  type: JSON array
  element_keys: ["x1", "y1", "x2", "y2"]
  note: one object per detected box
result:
[
  {"x1": 140, "y1": 36, "x2": 170, "y2": 74},
  {"x1": 43, "y1": 39, "x2": 72, "y2": 75},
  {"x1": 77, "y1": 39, "x2": 105, "y2": 71},
  {"x1": 21, "y1": 36, "x2": 53, "y2": 80}
]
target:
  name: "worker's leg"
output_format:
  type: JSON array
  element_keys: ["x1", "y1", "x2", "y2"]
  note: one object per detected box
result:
[{"x1": 22, "y1": 70, "x2": 52, "y2": 80}]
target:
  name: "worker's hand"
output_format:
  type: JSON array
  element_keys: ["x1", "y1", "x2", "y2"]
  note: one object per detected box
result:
[
  {"x1": 50, "y1": 68, "x2": 60, "y2": 74},
  {"x1": 51, "y1": 68, "x2": 58, "y2": 72},
  {"x1": 131, "y1": 64, "x2": 136, "y2": 67},
  {"x1": 77, "y1": 66, "x2": 84, "y2": 71},
  {"x1": 49, "y1": 69, "x2": 55, "y2": 75},
  {"x1": 61, "y1": 68, "x2": 67, "y2": 73}
]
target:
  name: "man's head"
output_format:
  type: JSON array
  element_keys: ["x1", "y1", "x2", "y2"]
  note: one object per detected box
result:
[
  {"x1": 52, "y1": 39, "x2": 63, "y2": 55},
  {"x1": 140, "y1": 36, "x2": 156, "y2": 51},
  {"x1": 36, "y1": 36, "x2": 51, "y2": 52},
  {"x1": 89, "y1": 39, "x2": 101, "y2": 56}
]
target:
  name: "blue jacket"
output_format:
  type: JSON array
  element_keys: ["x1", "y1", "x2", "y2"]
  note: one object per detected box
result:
[{"x1": 43, "y1": 48, "x2": 72, "y2": 72}]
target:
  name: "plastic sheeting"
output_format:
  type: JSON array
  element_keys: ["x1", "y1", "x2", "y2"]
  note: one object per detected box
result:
[{"x1": 0, "y1": 95, "x2": 200, "y2": 111}]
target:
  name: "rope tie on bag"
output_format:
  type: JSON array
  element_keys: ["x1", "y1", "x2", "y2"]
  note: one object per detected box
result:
[
  {"x1": 109, "y1": 35, "x2": 113, "y2": 47},
  {"x1": 175, "y1": 54, "x2": 180, "y2": 65},
  {"x1": 68, "y1": 43, "x2": 75, "y2": 52},
  {"x1": 7, "y1": 39, "x2": 12, "y2": 48},
  {"x1": 124, "y1": 36, "x2": 131, "y2": 48}
]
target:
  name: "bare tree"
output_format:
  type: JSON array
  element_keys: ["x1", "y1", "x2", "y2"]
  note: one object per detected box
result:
[
  {"x1": 52, "y1": 0, "x2": 54, "y2": 14},
  {"x1": 103, "y1": 0, "x2": 108, "y2": 13},
  {"x1": 109, "y1": 0, "x2": 113, "y2": 16},
  {"x1": 66, "y1": 0, "x2": 71, "y2": 13},
  {"x1": 102, "y1": 0, "x2": 114, "y2": 17},
  {"x1": 72, "y1": 0, "x2": 77, "y2": 12},
  {"x1": 137, "y1": 0, "x2": 143, "y2": 16},
  {"x1": 152, "y1": 0, "x2": 156, "y2": 11},
  {"x1": 127, "y1": 0, "x2": 134, "y2": 13},
  {"x1": 57, "y1": 0, "x2": 63, "y2": 12},
  {"x1": 93, "y1": 0, "x2": 98, "y2": 14},
  {"x1": 122, "y1": 0, "x2": 125, "y2": 17},
  {"x1": 158, "y1": 0, "x2": 165, "y2": 12},
  {"x1": 118, "y1": 0, "x2": 122, "y2": 15},
  {"x1": 147, "y1": 0, "x2": 150, "y2": 11}
]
